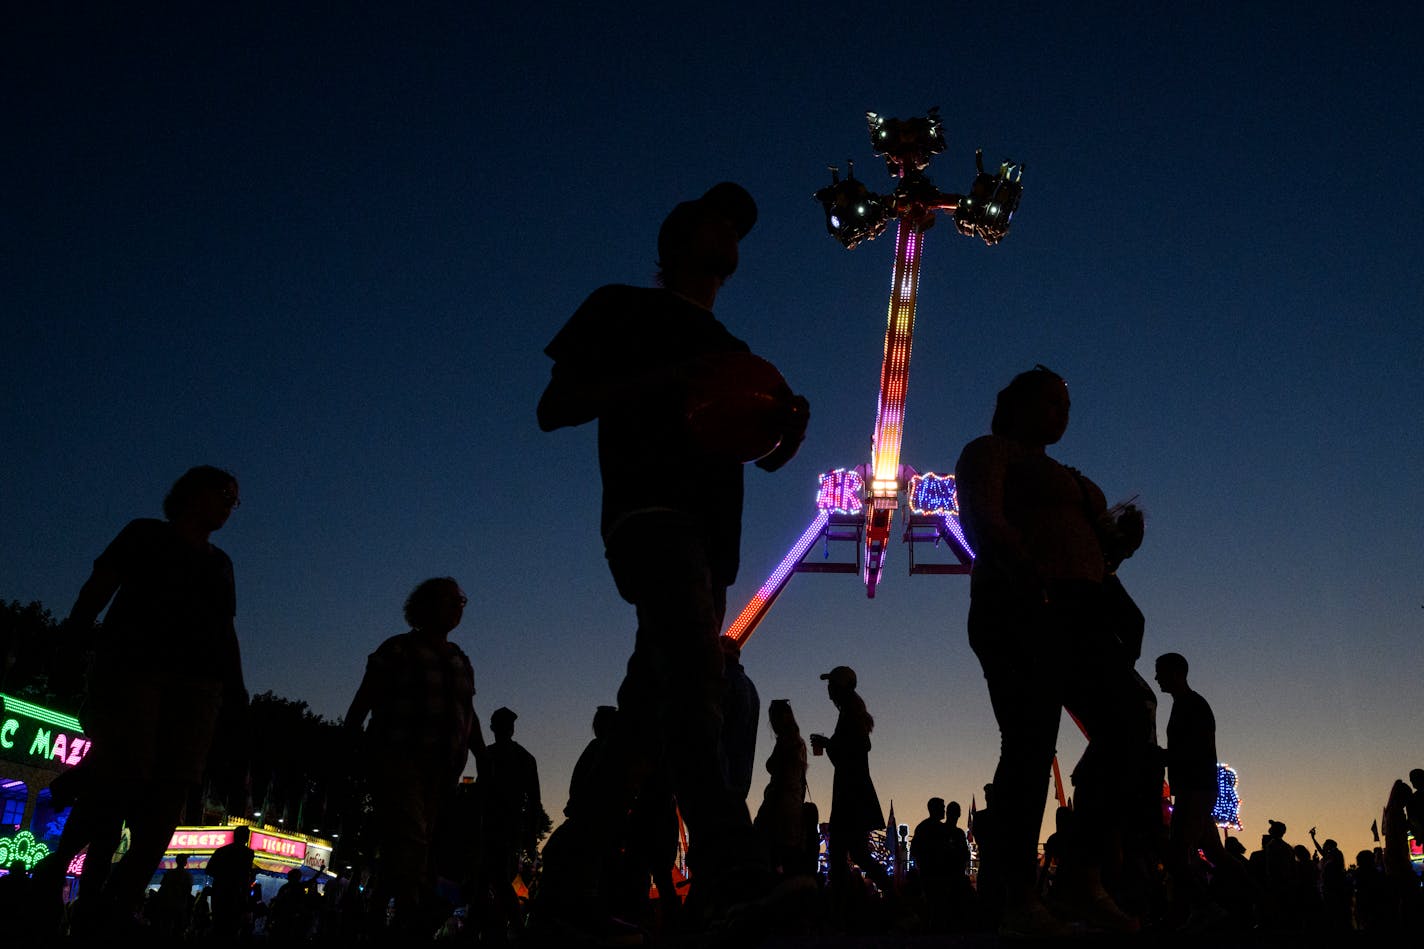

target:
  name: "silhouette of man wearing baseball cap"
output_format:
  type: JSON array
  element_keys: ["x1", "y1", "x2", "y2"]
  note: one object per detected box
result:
[
  {"x1": 810, "y1": 665, "x2": 889, "y2": 921},
  {"x1": 536, "y1": 181, "x2": 811, "y2": 932}
]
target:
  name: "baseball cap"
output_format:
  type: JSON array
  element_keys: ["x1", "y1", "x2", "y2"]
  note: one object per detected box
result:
[
  {"x1": 820, "y1": 665, "x2": 857, "y2": 690},
  {"x1": 696, "y1": 181, "x2": 758, "y2": 238},
  {"x1": 658, "y1": 181, "x2": 758, "y2": 263}
]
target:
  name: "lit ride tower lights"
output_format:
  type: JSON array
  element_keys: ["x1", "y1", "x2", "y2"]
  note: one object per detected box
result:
[{"x1": 725, "y1": 108, "x2": 1023, "y2": 645}]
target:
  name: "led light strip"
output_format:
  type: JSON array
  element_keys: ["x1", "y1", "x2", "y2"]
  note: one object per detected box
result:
[
  {"x1": 870, "y1": 221, "x2": 922, "y2": 485},
  {"x1": 725, "y1": 510, "x2": 831, "y2": 645},
  {"x1": 0, "y1": 692, "x2": 82, "y2": 732}
]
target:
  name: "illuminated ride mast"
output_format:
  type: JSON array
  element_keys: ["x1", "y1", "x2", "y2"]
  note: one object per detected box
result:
[{"x1": 725, "y1": 108, "x2": 1023, "y2": 646}]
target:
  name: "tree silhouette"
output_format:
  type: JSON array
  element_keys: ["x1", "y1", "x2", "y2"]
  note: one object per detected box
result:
[{"x1": 0, "y1": 599, "x2": 79, "y2": 710}]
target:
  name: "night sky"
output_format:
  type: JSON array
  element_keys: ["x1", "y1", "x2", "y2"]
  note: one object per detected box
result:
[{"x1": 5, "y1": 3, "x2": 1421, "y2": 863}]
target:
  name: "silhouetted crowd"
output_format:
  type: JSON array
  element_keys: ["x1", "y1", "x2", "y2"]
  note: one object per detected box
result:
[{"x1": 5, "y1": 181, "x2": 1421, "y2": 946}]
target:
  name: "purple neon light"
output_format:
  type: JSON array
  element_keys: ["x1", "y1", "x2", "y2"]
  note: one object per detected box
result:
[
  {"x1": 908, "y1": 472, "x2": 958, "y2": 515},
  {"x1": 725, "y1": 510, "x2": 830, "y2": 642},
  {"x1": 753, "y1": 512, "x2": 830, "y2": 604},
  {"x1": 941, "y1": 514, "x2": 974, "y2": 559},
  {"x1": 817, "y1": 468, "x2": 864, "y2": 513},
  {"x1": 907, "y1": 472, "x2": 975, "y2": 558},
  {"x1": 1212, "y1": 763, "x2": 1243, "y2": 830}
]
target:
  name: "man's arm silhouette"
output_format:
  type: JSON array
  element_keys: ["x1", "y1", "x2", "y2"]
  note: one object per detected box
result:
[
  {"x1": 537, "y1": 355, "x2": 687, "y2": 432},
  {"x1": 64, "y1": 560, "x2": 123, "y2": 643},
  {"x1": 536, "y1": 361, "x2": 602, "y2": 431}
]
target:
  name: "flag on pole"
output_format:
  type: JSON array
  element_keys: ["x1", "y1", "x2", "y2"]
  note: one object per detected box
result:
[{"x1": 967, "y1": 794, "x2": 977, "y2": 845}]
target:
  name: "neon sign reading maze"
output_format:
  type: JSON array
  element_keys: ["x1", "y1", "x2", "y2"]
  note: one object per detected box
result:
[{"x1": 0, "y1": 692, "x2": 91, "y2": 770}]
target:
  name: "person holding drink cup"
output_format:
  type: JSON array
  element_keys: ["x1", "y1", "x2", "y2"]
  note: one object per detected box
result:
[{"x1": 811, "y1": 665, "x2": 890, "y2": 918}]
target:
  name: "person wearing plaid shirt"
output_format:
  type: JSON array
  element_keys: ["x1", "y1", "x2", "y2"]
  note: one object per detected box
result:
[{"x1": 345, "y1": 576, "x2": 484, "y2": 934}]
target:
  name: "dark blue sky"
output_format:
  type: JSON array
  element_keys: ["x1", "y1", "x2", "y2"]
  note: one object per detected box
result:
[{"x1": 5, "y1": 2, "x2": 1421, "y2": 859}]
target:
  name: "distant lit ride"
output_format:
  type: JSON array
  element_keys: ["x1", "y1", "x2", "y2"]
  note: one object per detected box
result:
[{"x1": 725, "y1": 108, "x2": 1023, "y2": 644}]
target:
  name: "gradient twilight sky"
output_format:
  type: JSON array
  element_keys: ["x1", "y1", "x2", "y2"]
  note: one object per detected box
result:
[{"x1": 4, "y1": 3, "x2": 1421, "y2": 863}]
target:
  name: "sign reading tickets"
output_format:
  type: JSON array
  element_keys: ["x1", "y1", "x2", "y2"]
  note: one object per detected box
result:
[
  {"x1": 251, "y1": 831, "x2": 307, "y2": 861},
  {"x1": 166, "y1": 826, "x2": 308, "y2": 862},
  {"x1": 170, "y1": 829, "x2": 236, "y2": 850}
]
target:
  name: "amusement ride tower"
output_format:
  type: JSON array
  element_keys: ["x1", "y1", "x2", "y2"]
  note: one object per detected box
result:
[{"x1": 725, "y1": 108, "x2": 1023, "y2": 645}]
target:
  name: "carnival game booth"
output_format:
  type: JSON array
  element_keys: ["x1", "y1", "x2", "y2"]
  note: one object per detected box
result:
[
  {"x1": 35, "y1": 823, "x2": 336, "y2": 903},
  {"x1": 158, "y1": 822, "x2": 337, "y2": 896},
  {"x1": 0, "y1": 692, "x2": 89, "y2": 877}
]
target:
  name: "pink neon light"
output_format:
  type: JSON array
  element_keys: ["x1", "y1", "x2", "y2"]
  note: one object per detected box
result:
[
  {"x1": 816, "y1": 468, "x2": 864, "y2": 513},
  {"x1": 251, "y1": 831, "x2": 307, "y2": 860},
  {"x1": 169, "y1": 829, "x2": 235, "y2": 850}
]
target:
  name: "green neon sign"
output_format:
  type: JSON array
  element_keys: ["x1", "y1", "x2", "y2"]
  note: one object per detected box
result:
[
  {"x1": 0, "y1": 691, "x2": 90, "y2": 768},
  {"x1": 0, "y1": 831, "x2": 51, "y2": 872}
]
